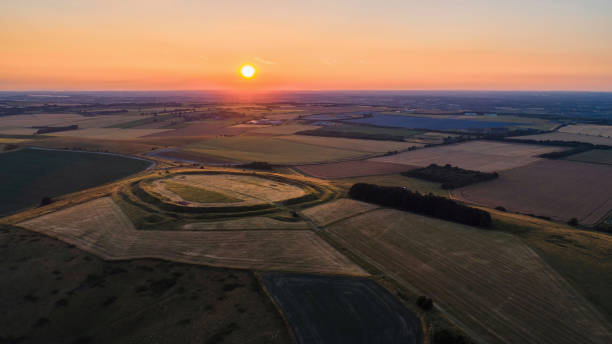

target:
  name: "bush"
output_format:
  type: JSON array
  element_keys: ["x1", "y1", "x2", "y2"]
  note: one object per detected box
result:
[
  {"x1": 494, "y1": 206, "x2": 506, "y2": 211},
  {"x1": 567, "y1": 217, "x2": 579, "y2": 226},
  {"x1": 238, "y1": 161, "x2": 273, "y2": 170},
  {"x1": 349, "y1": 183, "x2": 492, "y2": 227},
  {"x1": 40, "y1": 196, "x2": 54, "y2": 206},
  {"x1": 416, "y1": 296, "x2": 434, "y2": 310},
  {"x1": 433, "y1": 329, "x2": 471, "y2": 344},
  {"x1": 403, "y1": 164, "x2": 498, "y2": 189}
]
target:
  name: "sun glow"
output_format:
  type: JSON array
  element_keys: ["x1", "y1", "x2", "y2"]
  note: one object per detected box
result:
[{"x1": 240, "y1": 64, "x2": 256, "y2": 79}]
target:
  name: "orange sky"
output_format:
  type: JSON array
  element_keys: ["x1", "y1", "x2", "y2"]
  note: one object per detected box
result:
[{"x1": 1, "y1": 1, "x2": 611, "y2": 91}]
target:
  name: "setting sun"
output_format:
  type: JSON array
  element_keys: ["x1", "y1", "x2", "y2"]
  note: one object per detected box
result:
[{"x1": 240, "y1": 64, "x2": 256, "y2": 79}]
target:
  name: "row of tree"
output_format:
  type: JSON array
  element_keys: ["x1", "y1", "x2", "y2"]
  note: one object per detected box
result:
[
  {"x1": 349, "y1": 183, "x2": 492, "y2": 227},
  {"x1": 403, "y1": 164, "x2": 498, "y2": 189}
]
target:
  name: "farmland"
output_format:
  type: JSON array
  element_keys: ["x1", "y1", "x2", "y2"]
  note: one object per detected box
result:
[
  {"x1": 324, "y1": 208, "x2": 612, "y2": 344},
  {"x1": 0, "y1": 225, "x2": 292, "y2": 344},
  {"x1": 249, "y1": 124, "x2": 322, "y2": 135},
  {"x1": 44, "y1": 128, "x2": 169, "y2": 139},
  {"x1": 346, "y1": 114, "x2": 521, "y2": 130},
  {"x1": 452, "y1": 159, "x2": 612, "y2": 225},
  {"x1": 563, "y1": 149, "x2": 612, "y2": 165},
  {"x1": 510, "y1": 132, "x2": 612, "y2": 146},
  {"x1": 0, "y1": 148, "x2": 151, "y2": 216},
  {"x1": 301, "y1": 199, "x2": 379, "y2": 227},
  {"x1": 182, "y1": 136, "x2": 370, "y2": 164},
  {"x1": 262, "y1": 273, "x2": 423, "y2": 344},
  {"x1": 371, "y1": 140, "x2": 564, "y2": 172},
  {"x1": 278, "y1": 135, "x2": 422, "y2": 153},
  {"x1": 296, "y1": 160, "x2": 411, "y2": 179},
  {"x1": 18, "y1": 196, "x2": 365, "y2": 275},
  {"x1": 560, "y1": 124, "x2": 612, "y2": 137}
]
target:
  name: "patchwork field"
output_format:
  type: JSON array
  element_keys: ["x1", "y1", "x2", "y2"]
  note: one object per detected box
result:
[
  {"x1": 182, "y1": 217, "x2": 310, "y2": 230},
  {"x1": 371, "y1": 140, "x2": 563, "y2": 172},
  {"x1": 182, "y1": 136, "x2": 368, "y2": 164},
  {"x1": 146, "y1": 148, "x2": 238, "y2": 164},
  {"x1": 346, "y1": 114, "x2": 521, "y2": 130},
  {"x1": 324, "y1": 208, "x2": 612, "y2": 344},
  {"x1": 296, "y1": 160, "x2": 412, "y2": 179},
  {"x1": 262, "y1": 273, "x2": 423, "y2": 344},
  {"x1": 146, "y1": 174, "x2": 306, "y2": 207},
  {"x1": 560, "y1": 124, "x2": 612, "y2": 137},
  {"x1": 0, "y1": 225, "x2": 292, "y2": 344},
  {"x1": 0, "y1": 148, "x2": 151, "y2": 216},
  {"x1": 0, "y1": 113, "x2": 147, "y2": 132},
  {"x1": 564, "y1": 149, "x2": 612, "y2": 165},
  {"x1": 249, "y1": 124, "x2": 322, "y2": 135},
  {"x1": 302, "y1": 199, "x2": 379, "y2": 227},
  {"x1": 511, "y1": 132, "x2": 612, "y2": 146},
  {"x1": 278, "y1": 135, "x2": 422, "y2": 153},
  {"x1": 144, "y1": 121, "x2": 249, "y2": 137},
  {"x1": 18, "y1": 197, "x2": 366, "y2": 276},
  {"x1": 453, "y1": 159, "x2": 612, "y2": 225},
  {"x1": 45, "y1": 128, "x2": 169, "y2": 139}
]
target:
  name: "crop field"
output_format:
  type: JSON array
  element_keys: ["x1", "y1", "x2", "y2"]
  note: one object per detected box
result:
[
  {"x1": 296, "y1": 160, "x2": 412, "y2": 179},
  {"x1": 511, "y1": 132, "x2": 612, "y2": 146},
  {"x1": 324, "y1": 208, "x2": 612, "y2": 344},
  {"x1": 0, "y1": 225, "x2": 292, "y2": 344},
  {"x1": 371, "y1": 140, "x2": 563, "y2": 172},
  {"x1": 0, "y1": 148, "x2": 151, "y2": 216},
  {"x1": 45, "y1": 128, "x2": 170, "y2": 139},
  {"x1": 143, "y1": 121, "x2": 249, "y2": 137},
  {"x1": 182, "y1": 136, "x2": 368, "y2": 164},
  {"x1": 346, "y1": 114, "x2": 522, "y2": 130},
  {"x1": 248, "y1": 124, "x2": 322, "y2": 135},
  {"x1": 564, "y1": 149, "x2": 612, "y2": 165},
  {"x1": 0, "y1": 113, "x2": 145, "y2": 131},
  {"x1": 278, "y1": 135, "x2": 422, "y2": 153},
  {"x1": 262, "y1": 273, "x2": 423, "y2": 344},
  {"x1": 301, "y1": 199, "x2": 379, "y2": 227},
  {"x1": 306, "y1": 123, "x2": 422, "y2": 137},
  {"x1": 31, "y1": 136, "x2": 162, "y2": 155},
  {"x1": 453, "y1": 159, "x2": 612, "y2": 225},
  {"x1": 19, "y1": 197, "x2": 366, "y2": 276},
  {"x1": 146, "y1": 174, "x2": 306, "y2": 207},
  {"x1": 560, "y1": 124, "x2": 612, "y2": 137},
  {"x1": 146, "y1": 148, "x2": 238, "y2": 164},
  {"x1": 182, "y1": 217, "x2": 310, "y2": 230}
]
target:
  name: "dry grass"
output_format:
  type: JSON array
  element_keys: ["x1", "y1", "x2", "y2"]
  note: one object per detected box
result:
[
  {"x1": 279, "y1": 135, "x2": 422, "y2": 153},
  {"x1": 183, "y1": 217, "x2": 310, "y2": 230},
  {"x1": 301, "y1": 199, "x2": 379, "y2": 227},
  {"x1": 163, "y1": 181, "x2": 242, "y2": 203},
  {"x1": 371, "y1": 140, "x2": 564, "y2": 172},
  {"x1": 46, "y1": 128, "x2": 169, "y2": 140},
  {"x1": 560, "y1": 124, "x2": 612, "y2": 138},
  {"x1": 18, "y1": 197, "x2": 366, "y2": 276},
  {"x1": 325, "y1": 208, "x2": 612, "y2": 344},
  {"x1": 30, "y1": 136, "x2": 161, "y2": 155},
  {"x1": 248, "y1": 124, "x2": 322, "y2": 135}
]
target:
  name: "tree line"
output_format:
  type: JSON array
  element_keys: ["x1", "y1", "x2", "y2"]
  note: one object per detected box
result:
[
  {"x1": 349, "y1": 183, "x2": 492, "y2": 227},
  {"x1": 403, "y1": 164, "x2": 498, "y2": 189}
]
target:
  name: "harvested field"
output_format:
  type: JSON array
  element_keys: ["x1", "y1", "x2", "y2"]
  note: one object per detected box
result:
[
  {"x1": 183, "y1": 217, "x2": 310, "y2": 230},
  {"x1": 249, "y1": 124, "x2": 322, "y2": 135},
  {"x1": 144, "y1": 121, "x2": 249, "y2": 137},
  {"x1": 147, "y1": 148, "x2": 238, "y2": 164},
  {"x1": 262, "y1": 273, "x2": 423, "y2": 344},
  {"x1": 183, "y1": 136, "x2": 367, "y2": 164},
  {"x1": 371, "y1": 140, "x2": 563, "y2": 172},
  {"x1": 560, "y1": 124, "x2": 612, "y2": 138},
  {"x1": 511, "y1": 132, "x2": 612, "y2": 146},
  {"x1": 0, "y1": 225, "x2": 292, "y2": 344},
  {"x1": 147, "y1": 174, "x2": 306, "y2": 207},
  {"x1": 19, "y1": 197, "x2": 366, "y2": 276},
  {"x1": 0, "y1": 148, "x2": 151, "y2": 216},
  {"x1": 279, "y1": 135, "x2": 422, "y2": 153},
  {"x1": 301, "y1": 199, "x2": 379, "y2": 227},
  {"x1": 45, "y1": 128, "x2": 169, "y2": 139},
  {"x1": 325, "y1": 208, "x2": 612, "y2": 344},
  {"x1": 296, "y1": 160, "x2": 413, "y2": 179},
  {"x1": 453, "y1": 159, "x2": 612, "y2": 225},
  {"x1": 564, "y1": 149, "x2": 612, "y2": 165}
]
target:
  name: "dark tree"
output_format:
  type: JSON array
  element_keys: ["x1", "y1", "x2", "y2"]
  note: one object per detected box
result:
[{"x1": 40, "y1": 197, "x2": 54, "y2": 206}]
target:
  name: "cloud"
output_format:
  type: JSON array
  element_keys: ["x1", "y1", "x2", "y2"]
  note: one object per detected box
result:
[{"x1": 253, "y1": 56, "x2": 277, "y2": 65}]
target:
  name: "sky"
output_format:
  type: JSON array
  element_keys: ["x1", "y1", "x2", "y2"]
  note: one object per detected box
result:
[{"x1": 1, "y1": 0, "x2": 611, "y2": 91}]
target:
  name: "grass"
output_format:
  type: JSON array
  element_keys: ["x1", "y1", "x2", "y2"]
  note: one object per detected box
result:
[
  {"x1": 564, "y1": 149, "x2": 612, "y2": 165},
  {"x1": 308, "y1": 124, "x2": 422, "y2": 137},
  {"x1": 163, "y1": 181, "x2": 242, "y2": 203},
  {"x1": 0, "y1": 225, "x2": 293, "y2": 344},
  {"x1": 183, "y1": 136, "x2": 367, "y2": 164},
  {"x1": 0, "y1": 148, "x2": 151, "y2": 216}
]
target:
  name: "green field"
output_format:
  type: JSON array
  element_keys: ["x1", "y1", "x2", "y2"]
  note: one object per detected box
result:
[
  {"x1": 0, "y1": 148, "x2": 151, "y2": 216},
  {"x1": 307, "y1": 124, "x2": 422, "y2": 137},
  {"x1": 564, "y1": 149, "x2": 612, "y2": 165},
  {"x1": 163, "y1": 181, "x2": 242, "y2": 203},
  {"x1": 183, "y1": 136, "x2": 368, "y2": 164}
]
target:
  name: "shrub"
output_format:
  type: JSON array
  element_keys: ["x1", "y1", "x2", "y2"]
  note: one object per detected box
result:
[
  {"x1": 416, "y1": 296, "x2": 434, "y2": 310},
  {"x1": 567, "y1": 217, "x2": 579, "y2": 226},
  {"x1": 433, "y1": 329, "x2": 471, "y2": 344},
  {"x1": 40, "y1": 196, "x2": 54, "y2": 206},
  {"x1": 495, "y1": 206, "x2": 506, "y2": 211},
  {"x1": 403, "y1": 164, "x2": 498, "y2": 189}
]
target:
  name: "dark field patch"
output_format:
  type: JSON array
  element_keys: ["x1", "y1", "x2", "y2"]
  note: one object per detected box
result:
[
  {"x1": 0, "y1": 148, "x2": 151, "y2": 216},
  {"x1": 296, "y1": 160, "x2": 412, "y2": 179},
  {"x1": 262, "y1": 273, "x2": 423, "y2": 344},
  {"x1": 347, "y1": 114, "x2": 520, "y2": 130},
  {"x1": 0, "y1": 225, "x2": 291, "y2": 344}
]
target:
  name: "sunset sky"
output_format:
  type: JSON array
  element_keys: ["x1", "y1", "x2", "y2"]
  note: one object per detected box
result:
[{"x1": 2, "y1": 0, "x2": 611, "y2": 91}]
